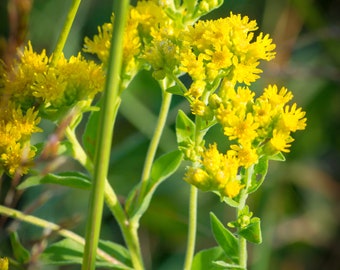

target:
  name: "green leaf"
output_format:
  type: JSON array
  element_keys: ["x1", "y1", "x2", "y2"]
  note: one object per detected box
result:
[
  {"x1": 268, "y1": 151, "x2": 286, "y2": 161},
  {"x1": 210, "y1": 212, "x2": 239, "y2": 263},
  {"x1": 166, "y1": 85, "x2": 183, "y2": 96},
  {"x1": 126, "y1": 150, "x2": 183, "y2": 220},
  {"x1": 9, "y1": 232, "x2": 30, "y2": 264},
  {"x1": 41, "y1": 238, "x2": 132, "y2": 269},
  {"x1": 238, "y1": 218, "x2": 262, "y2": 244},
  {"x1": 248, "y1": 156, "x2": 269, "y2": 194},
  {"x1": 150, "y1": 150, "x2": 183, "y2": 185},
  {"x1": 17, "y1": 171, "x2": 91, "y2": 190},
  {"x1": 212, "y1": 261, "x2": 245, "y2": 270},
  {"x1": 176, "y1": 110, "x2": 195, "y2": 145},
  {"x1": 192, "y1": 246, "x2": 229, "y2": 270},
  {"x1": 82, "y1": 99, "x2": 102, "y2": 161}
]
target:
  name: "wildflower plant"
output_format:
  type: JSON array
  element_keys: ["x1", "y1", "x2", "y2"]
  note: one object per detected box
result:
[{"x1": 0, "y1": 0, "x2": 306, "y2": 270}]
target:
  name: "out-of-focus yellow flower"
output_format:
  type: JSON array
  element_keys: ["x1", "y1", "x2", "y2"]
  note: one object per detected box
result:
[
  {"x1": 1, "y1": 142, "x2": 36, "y2": 175},
  {"x1": 0, "y1": 40, "x2": 104, "y2": 175},
  {"x1": 0, "y1": 257, "x2": 8, "y2": 270},
  {"x1": 184, "y1": 144, "x2": 242, "y2": 198}
]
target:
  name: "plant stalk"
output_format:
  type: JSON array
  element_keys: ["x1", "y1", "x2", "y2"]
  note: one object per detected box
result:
[
  {"x1": 183, "y1": 116, "x2": 205, "y2": 269},
  {"x1": 138, "y1": 80, "x2": 173, "y2": 202},
  {"x1": 50, "y1": 0, "x2": 81, "y2": 66},
  {"x1": 82, "y1": 0, "x2": 130, "y2": 269},
  {"x1": 183, "y1": 186, "x2": 198, "y2": 270},
  {"x1": 0, "y1": 205, "x2": 124, "y2": 267},
  {"x1": 237, "y1": 165, "x2": 254, "y2": 269}
]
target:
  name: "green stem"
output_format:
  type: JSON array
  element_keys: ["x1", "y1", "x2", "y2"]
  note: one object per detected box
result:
[
  {"x1": 138, "y1": 80, "x2": 173, "y2": 202},
  {"x1": 50, "y1": 0, "x2": 81, "y2": 66},
  {"x1": 82, "y1": 0, "x2": 130, "y2": 269},
  {"x1": 183, "y1": 116, "x2": 205, "y2": 269},
  {"x1": 0, "y1": 205, "x2": 126, "y2": 268},
  {"x1": 237, "y1": 165, "x2": 254, "y2": 269},
  {"x1": 183, "y1": 186, "x2": 198, "y2": 270},
  {"x1": 66, "y1": 127, "x2": 144, "y2": 270}
]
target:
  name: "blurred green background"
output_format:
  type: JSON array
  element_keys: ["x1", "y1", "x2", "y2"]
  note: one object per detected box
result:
[{"x1": 1, "y1": 0, "x2": 340, "y2": 269}]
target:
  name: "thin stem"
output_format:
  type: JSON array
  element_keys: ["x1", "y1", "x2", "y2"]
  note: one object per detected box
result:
[
  {"x1": 183, "y1": 116, "x2": 205, "y2": 269},
  {"x1": 237, "y1": 165, "x2": 254, "y2": 269},
  {"x1": 50, "y1": 0, "x2": 81, "y2": 66},
  {"x1": 0, "y1": 205, "x2": 126, "y2": 268},
  {"x1": 82, "y1": 0, "x2": 130, "y2": 269},
  {"x1": 138, "y1": 81, "x2": 173, "y2": 202},
  {"x1": 66, "y1": 119, "x2": 144, "y2": 269},
  {"x1": 183, "y1": 186, "x2": 198, "y2": 270}
]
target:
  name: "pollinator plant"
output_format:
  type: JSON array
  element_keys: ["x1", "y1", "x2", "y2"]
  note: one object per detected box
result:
[{"x1": 0, "y1": 0, "x2": 306, "y2": 269}]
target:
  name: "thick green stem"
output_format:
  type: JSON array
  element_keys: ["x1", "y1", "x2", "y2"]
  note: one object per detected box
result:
[
  {"x1": 82, "y1": 0, "x2": 130, "y2": 269},
  {"x1": 0, "y1": 205, "x2": 125, "y2": 267},
  {"x1": 66, "y1": 128, "x2": 144, "y2": 270},
  {"x1": 183, "y1": 186, "x2": 198, "y2": 270},
  {"x1": 50, "y1": 0, "x2": 81, "y2": 66},
  {"x1": 237, "y1": 165, "x2": 254, "y2": 269}
]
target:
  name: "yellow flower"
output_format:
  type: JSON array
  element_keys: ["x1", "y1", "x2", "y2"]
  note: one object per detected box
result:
[
  {"x1": 267, "y1": 129, "x2": 294, "y2": 153},
  {"x1": 201, "y1": 143, "x2": 223, "y2": 174},
  {"x1": 83, "y1": 22, "x2": 112, "y2": 64},
  {"x1": 224, "y1": 113, "x2": 259, "y2": 145},
  {"x1": 180, "y1": 50, "x2": 207, "y2": 81},
  {"x1": 0, "y1": 257, "x2": 8, "y2": 270},
  {"x1": 223, "y1": 180, "x2": 244, "y2": 198},
  {"x1": 0, "y1": 121, "x2": 21, "y2": 148},
  {"x1": 252, "y1": 99, "x2": 274, "y2": 128},
  {"x1": 260, "y1": 85, "x2": 293, "y2": 109},
  {"x1": 184, "y1": 167, "x2": 211, "y2": 191},
  {"x1": 191, "y1": 99, "x2": 207, "y2": 116},
  {"x1": 11, "y1": 107, "x2": 42, "y2": 137},
  {"x1": 278, "y1": 103, "x2": 307, "y2": 133},
  {"x1": 1, "y1": 142, "x2": 36, "y2": 175},
  {"x1": 230, "y1": 144, "x2": 259, "y2": 168}
]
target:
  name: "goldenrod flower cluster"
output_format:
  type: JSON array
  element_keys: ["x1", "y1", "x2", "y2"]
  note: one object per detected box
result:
[
  {"x1": 0, "y1": 42, "x2": 104, "y2": 176},
  {"x1": 84, "y1": 0, "x2": 306, "y2": 200},
  {"x1": 180, "y1": 15, "x2": 306, "y2": 199},
  {"x1": 83, "y1": 0, "x2": 223, "y2": 82}
]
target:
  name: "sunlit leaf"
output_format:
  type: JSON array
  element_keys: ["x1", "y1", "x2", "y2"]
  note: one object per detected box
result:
[
  {"x1": 166, "y1": 85, "x2": 184, "y2": 96},
  {"x1": 126, "y1": 150, "x2": 183, "y2": 221},
  {"x1": 9, "y1": 232, "x2": 30, "y2": 264},
  {"x1": 176, "y1": 110, "x2": 195, "y2": 144},
  {"x1": 41, "y1": 238, "x2": 132, "y2": 269},
  {"x1": 17, "y1": 171, "x2": 91, "y2": 190},
  {"x1": 192, "y1": 246, "x2": 228, "y2": 270},
  {"x1": 213, "y1": 260, "x2": 245, "y2": 269},
  {"x1": 210, "y1": 212, "x2": 239, "y2": 263},
  {"x1": 82, "y1": 99, "x2": 102, "y2": 161},
  {"x1": 238, "y1": 218, "x2": 262, "y2": 244},
  {"x1": 248, "y1": 156, "x2": 269, "y2": 194}
]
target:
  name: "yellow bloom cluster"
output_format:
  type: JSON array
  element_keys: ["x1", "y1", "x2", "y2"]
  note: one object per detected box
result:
[
  {"x1": 0, "y1": 42, "x2": 104, "y2": 175},
  {"x1": 179, "y1": 13, "x2": 306, "y2": 199},
  {"x1": 84, "y1": 0, "x2": 182, "y2": 81},
  {"x1": 79, "y1": 1, "x2": 307, "y2": 200},
  {"x1": 83, "y1": 0, "x2": 224, "y2": 82},
  {"x1": 180, "y1": 13, "x2": 276, "y2": 107},
  {"x1": 184, "y1": 83, "x2": 306, "y2": 199},
  {"x1": 0, "y1": 103, "x2": 41, "y2": 175},
  {"x1": 184, "y1": 144, "x2": 243, "y2": 198}
]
